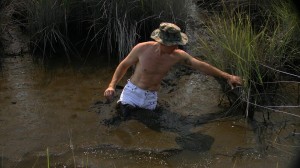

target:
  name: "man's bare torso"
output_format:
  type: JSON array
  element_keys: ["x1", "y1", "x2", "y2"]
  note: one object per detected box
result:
[{"x1": 130, "y1": 42, "x2": 184, "y2": 91}]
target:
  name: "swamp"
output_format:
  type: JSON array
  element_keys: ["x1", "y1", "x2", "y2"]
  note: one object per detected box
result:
[{"x1": 0, "y1": 0, "x2": 299, "y2": 167}]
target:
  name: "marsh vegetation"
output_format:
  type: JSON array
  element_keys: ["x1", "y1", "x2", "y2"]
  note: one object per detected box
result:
[
  {"x1": 196, "y1": 0, "x2": 300, "y2": 119},
  {"x1": 1, "y1": 0, "x2": 190, "y2": 63}
]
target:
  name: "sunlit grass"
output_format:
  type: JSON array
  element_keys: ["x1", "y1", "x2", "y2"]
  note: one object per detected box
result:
[
  {"x1": 197, "y1": 0, "x2": 300, "y2": 117},
  {"x1": 47, "y1": 148, "x2": 50, "y2": 168}
]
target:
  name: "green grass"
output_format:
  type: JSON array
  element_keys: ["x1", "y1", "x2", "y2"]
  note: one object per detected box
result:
[
  {"x1": 47, "y1": 148, "x2": 50, "y2": 168},
  {"x1": 196, "y1": 0, "x2": 300, "y2": 117}
]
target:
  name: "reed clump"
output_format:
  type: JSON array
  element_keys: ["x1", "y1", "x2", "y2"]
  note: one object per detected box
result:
[
  {"x1": 197, "y1": 0, "x2": 300, "y2": 117},
  {"x1": 4, "y1": 0, "x2": 190, "y2": 63}
]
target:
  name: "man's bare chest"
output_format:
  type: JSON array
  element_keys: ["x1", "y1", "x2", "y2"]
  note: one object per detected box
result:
[{"x1": 139, "y1": 55, "x2": 176, "y2": 74}]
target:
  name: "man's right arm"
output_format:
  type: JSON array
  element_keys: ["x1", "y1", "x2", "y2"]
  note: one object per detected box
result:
[{"x1": 104, "y1": 44, "x2": 141, "y2": 101}]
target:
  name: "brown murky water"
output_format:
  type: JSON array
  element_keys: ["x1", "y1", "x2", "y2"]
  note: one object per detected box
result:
[{"x1": 0, "y1": 55, "x2": 299, "y2": 168}]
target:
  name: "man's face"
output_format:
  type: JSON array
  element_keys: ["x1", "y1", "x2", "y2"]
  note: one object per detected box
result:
[{"x1": 168, "y1": 45, "x2": 178, "y2": 51}]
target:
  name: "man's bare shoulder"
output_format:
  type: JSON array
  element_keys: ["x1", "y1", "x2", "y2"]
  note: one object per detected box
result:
[
  {"x1": 128, "y1": 41, "x2": 156, "y2": 58},
  {"x1": 134, "y1": 41, "x2": 157, "y2": 49},
  {"x1": 173, "y1": 49, "x2": 195, "y2": 65},
  {"x1": 174, "y1": 48, "x2": 190, "y2": 57}
]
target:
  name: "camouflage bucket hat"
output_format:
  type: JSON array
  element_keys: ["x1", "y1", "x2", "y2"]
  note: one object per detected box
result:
[{"x1": 151, "y1": 22, "x2": 188, "y2": 46}]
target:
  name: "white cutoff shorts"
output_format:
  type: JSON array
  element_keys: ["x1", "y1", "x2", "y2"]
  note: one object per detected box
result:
[{"x1": 118, "y1": 80, "x2": 158, "y2": 110}]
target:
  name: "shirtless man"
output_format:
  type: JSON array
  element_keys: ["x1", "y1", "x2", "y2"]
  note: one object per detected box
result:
[{"x1": 104, "y1": 22, "x2": 242, "y2": 111}]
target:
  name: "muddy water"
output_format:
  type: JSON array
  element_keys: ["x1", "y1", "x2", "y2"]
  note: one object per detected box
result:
[{"x1": 0, "y1": 55, "x2": 299, "y2": 168}]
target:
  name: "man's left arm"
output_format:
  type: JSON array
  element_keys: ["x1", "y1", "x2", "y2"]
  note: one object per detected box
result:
[{"x1": 181, "y1": 52, "x2": 242, "y2": 88}]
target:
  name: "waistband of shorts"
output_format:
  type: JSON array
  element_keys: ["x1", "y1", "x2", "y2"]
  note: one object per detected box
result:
[{"x1": 127, "y1": 79, "x2": 157, "y2": 93}]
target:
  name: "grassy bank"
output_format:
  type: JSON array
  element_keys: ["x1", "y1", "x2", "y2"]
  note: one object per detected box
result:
[{"x1": 196, "y1": 0, "x2": 300, "y2": 118}]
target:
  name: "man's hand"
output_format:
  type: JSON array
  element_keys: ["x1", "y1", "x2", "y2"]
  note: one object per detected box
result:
[
  {"x1": 227, "y1": 75, "x2": 243, "y2": 89},
  {"x1": 104, "y1": 87, "x2": 115, "y2": 102}
]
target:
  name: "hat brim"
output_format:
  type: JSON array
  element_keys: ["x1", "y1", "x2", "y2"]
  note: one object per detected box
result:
[{"x1": 150, "y1": 29, "x2": 188, "y2": 46}]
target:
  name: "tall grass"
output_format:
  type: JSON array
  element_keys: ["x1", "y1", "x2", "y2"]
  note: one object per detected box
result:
[
  {"x1": 85, "y1": 0, "x2": 190, "y2": 61},
  {"x1": 197, "y1": 0, "x2": 300, "y2": 117},
  {"x1": 46, "y1": 148, "x2": 50, "y2": 168},
  {"x1": 269, "y1": 0, "x2": 300, "y2": 74},
  {"x1": 18, "y1": 0, "x2": 79, "y2": 63},
  {"x1": 6, "y1": 0, "x2": 190, "y2": 63}
]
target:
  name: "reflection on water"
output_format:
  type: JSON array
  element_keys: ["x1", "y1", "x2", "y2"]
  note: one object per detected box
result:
[
  {"x1": 0, "y1": 55, "x2": 299, "y2": 167},
  {"x1": 0, "y1": 55, "x2": 111, "y2": 165}
]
